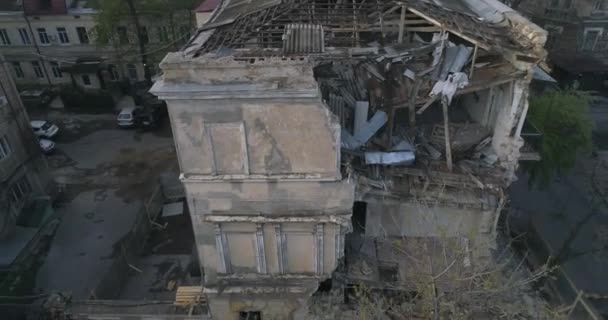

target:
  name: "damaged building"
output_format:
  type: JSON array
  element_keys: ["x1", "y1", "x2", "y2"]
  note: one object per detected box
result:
[{"x1": 151, "y1": 0, "x2": 547, "y2": 318}]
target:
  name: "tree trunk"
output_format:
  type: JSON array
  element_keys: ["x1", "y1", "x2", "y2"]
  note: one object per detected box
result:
[{"x1": 125, "y1": 0, "x2": 151, "y2": 85}]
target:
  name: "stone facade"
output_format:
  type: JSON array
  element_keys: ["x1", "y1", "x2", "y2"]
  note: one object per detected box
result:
[
  {"x1": 152, "y1": 55, "x2": 354, "y2": 319},
  {"x1": 0, "y1": 0, "x2": 194, "y2": 90},
  {"x1": 0, "y1": 55, "x2": 52, "y2": 239},
  {"x1": 152, "y1": 0, "x2": 546, "y2": 318},
  {"x1": 510, "y1": 0, "x2": 608, "y2": 79}
]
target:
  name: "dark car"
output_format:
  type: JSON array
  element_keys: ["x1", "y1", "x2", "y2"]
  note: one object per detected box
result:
[
  {"x1": 20, "y1": 89, "x2": 55, "y2": 108},
  {"x1": 135, "y1": 105, "x2": 167, "y2": 129}
]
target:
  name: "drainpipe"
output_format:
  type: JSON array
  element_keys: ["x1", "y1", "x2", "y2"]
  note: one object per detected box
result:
[{"x1": 23, "y1": 11, "x2": 52, "y2": 86}]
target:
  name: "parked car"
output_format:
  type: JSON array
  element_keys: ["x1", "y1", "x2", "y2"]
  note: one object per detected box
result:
[
  {"x1": 117, "y1": 106, "x2": 143, "y2": 127},
  {"x1": 39, "y1": 138, "x2": 55, "y2": 154},
  {"x1": 20, "y1": 89, "x2": 55, "y2": 108},
  {"x1": 135, "y1": 104, "x2": 168, "y2": 130},
  {"x1": 30, "y1": 120, "x2": 59, "y2": 138}
]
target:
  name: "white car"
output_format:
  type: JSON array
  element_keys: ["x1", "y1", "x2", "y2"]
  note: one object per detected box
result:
[
  {"x1": 117, "y1": 106, "x2": 142, "y2": 127},
  {"x1": 31, "y1": 120, "x2": 59, "y2": 138},
  {"x1": 39, "y1": 138, "x2": 55, "y2": 154}
]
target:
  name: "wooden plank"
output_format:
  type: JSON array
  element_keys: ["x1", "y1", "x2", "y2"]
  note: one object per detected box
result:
[
  {"x1": 417, "y1": 96, "x2": 437, "y2": 114},
  {"x1": 442, "y1": 99, "x2": 453, "y2": 172},
  {"x1": 469, "y1": 44, "x2": 479, "y2": 80},
  {"x1": 409, "y1": 79, "x2": 421, "y2": 128},
  {"x1": 174, "y1": 286, "x2": 203, "y2": 306},
  {"x1": 407, "y1": 7, "x2": 490, "y2": 50},
  {"x1": 403, "y1": 26, "x2": 442, "y2": 32},
  {"x1": 398, "y1": 5, "x2": 406, "y2": 44}
]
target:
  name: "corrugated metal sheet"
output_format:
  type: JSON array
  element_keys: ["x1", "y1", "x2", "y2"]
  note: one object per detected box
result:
[
  {"x1": 353, "y1": 111, "x2": 388, "y2": 145},
  {"x1": 203, "y1": 0, "x2": 281, "y2": 30},
  {"x1": 437, "y1": 44, "x2": 472, "y2": 80},
  {"x1": 364, "y1": 151, "x2": 415, "y2": 165},
  {"x1": 282, "y1": 23, "x2": 325, "y2": 54}
]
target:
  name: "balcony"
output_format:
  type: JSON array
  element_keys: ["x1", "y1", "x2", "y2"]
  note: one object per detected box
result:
[{"x1": 542, "y1": 7, "x2": 577, "y2": 22}]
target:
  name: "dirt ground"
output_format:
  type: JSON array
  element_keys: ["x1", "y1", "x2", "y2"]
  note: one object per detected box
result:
[{"x1": 34, "y1": 106, "x2": 181, "y2": 298}]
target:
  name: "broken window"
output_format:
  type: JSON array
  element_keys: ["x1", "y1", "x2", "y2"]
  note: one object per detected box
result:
[
  {"x1": 544, "y1": 25, "x2": 563, "y2": 50},
  {"x1": 10, "y1": 175, "x2": 31, "y2": 204},
  {"x1": 352, "y1": 202, "x2": 367, "y2": 235},
  {"x1": 127, "y1": 63, "x2": 138, "y2": 81},
  {"x1": 140, "y1": 26, "x2": 149, "y2": 44},
  {"x1": 117, "y1": 26, "x2": 129, "y2": 44},
  {"x1": 378, "y1": 265, "x2": 399, "y2": 283},
  {"x1": 582, "y1": 28, "x2": 602, "y2": 52},
  {"x1": 594, "y1": 0, "x2": 608, "y2": 10},
  {"x1": 239, "y1": 311, "x2": 261, "y2": 320}
]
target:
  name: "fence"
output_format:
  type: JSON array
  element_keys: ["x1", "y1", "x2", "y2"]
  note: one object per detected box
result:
[{"x1": 93, "y1": 185, "x2": 165, "y2": 299}]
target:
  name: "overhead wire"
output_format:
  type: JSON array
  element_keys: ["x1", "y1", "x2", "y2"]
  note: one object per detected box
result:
[{"x1": 25, "y1": 32, "x2": 191, "y2": 65}]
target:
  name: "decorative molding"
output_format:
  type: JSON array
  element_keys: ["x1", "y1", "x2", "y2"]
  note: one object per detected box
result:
[
  {"x1": 275, "y1": 224, "x2": 287, "y2": 274},
  {"x1": 335, "y1": 225, "x2": 343, "y2": 266},
  {"x1": 214, "y1": 224, "x2": 231, "y2": 273},
  {"x1": 255, "y1": 224, "x2": 267, "y2": 274},
  {"x1": 315, "y1": 224, "x2": 324, "y2": 274}
]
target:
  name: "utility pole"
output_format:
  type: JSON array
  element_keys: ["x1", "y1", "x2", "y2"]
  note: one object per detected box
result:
[
  {"x1": 23, "y1": 12, "x2": 52, "y2": 86},
  {"x1": 125, "y1": 0, "x2": 151, "y2": 85}
]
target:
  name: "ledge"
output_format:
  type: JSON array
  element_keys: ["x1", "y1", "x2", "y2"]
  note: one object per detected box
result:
[{"x1": 180, "y1": 172, "x2": 342, "y2": 182}]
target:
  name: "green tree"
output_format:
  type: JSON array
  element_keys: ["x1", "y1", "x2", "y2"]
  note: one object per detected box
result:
[
  {"x1": 91, "y1": 0, "x2": 198, "y2": 84},
  {"x1": 523, "y1": 90, "x2": 593, "y2": 188}
]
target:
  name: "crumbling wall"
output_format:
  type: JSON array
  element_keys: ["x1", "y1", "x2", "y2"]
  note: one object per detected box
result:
[
  {"x1": 363, "y1": 193, "x2": 498, "y2": 260},
  {"x1": 460, "y1": 85, "x2": 505, "y2": 129},
  {"x1": 205, "y1": 286, "x2": 318, "y2": 320},
  {"x1": 492, "y1": 80, "x2": 528, "y2": 180},
  {"x1": 168, "y1": 98, "x2": 341, "y2": 179},
  {"x1": 153, "y1": 55, "x2": 355, "y2": 320}
]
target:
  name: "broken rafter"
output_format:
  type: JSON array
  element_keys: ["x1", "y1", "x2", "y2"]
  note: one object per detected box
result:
[
  {"x1": 469, "y1": 44, "x2": 479, "y2": 80},
  {"x1": 404, "y1": 6, "x2": 491, "y2": 51},
  {"x1": 398, "y1": 5, "x2": 406, "y2": 44},
  {"x1": 442, "y1": 98, "x2": 453, "y2": 172}
]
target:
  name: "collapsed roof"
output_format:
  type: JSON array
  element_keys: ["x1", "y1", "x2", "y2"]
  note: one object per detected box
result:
[
  {"x1": 159, "y1": 0, "x2": 547, "y2": 194},
  {"x1": 183, "y1": 0, "x2": 546, "y2": 59}
]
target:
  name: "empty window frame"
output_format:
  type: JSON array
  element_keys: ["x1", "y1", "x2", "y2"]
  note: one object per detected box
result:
[
  {"x1": 582, "y1": 28, "x2": 603, "y2": 51},
  {"x1": 12, "y1": 62, "x2": 24, "y2": 78},
  {"x1": 37, "y1": 27, "x2": 49, "y2": 44},
  {"x1": 18, "y1": 28, "x2": 30, "y2": 44},
  {"x1": 31, "y1": 61, "x2": 44, "y2": 78},
  {"x1": 76, "y1": 26, "x2": 89, "y2": 44},
  {"x1": 50, "y1": 62, "x2": 62, "y2": 78},
  {"x1": 0, "y1": 135, "x2": 11, "y2": 160},
  {"x1": 57, "y1": 27, "x2": 69, "y2": 43},
  {"x1": 0, "y1": 29, "x2": 11, "y2": 45}
]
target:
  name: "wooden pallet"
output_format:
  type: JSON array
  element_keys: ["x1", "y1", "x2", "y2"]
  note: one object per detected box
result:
[{"x1": 174, "y1": 286, "x2": 204, "y2": 307}]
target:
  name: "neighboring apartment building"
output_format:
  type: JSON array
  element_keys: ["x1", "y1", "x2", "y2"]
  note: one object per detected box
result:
[
  {"x1": 507, "y1": 0, "x2": 608, "y2": 88},
  {"x1": 0, "y1": 55, "x2": 52, "y2": 265},
  {"x1": 0, "y1": 0, "x2": 196, "y2": 91},
  {"x1": 152, "y1": 0, "x2": 546, "y2": 319}
]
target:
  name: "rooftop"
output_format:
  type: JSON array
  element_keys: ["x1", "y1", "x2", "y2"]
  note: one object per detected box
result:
[{"x1": 183, "y1": 0, "x2": 546, "y2": 59}]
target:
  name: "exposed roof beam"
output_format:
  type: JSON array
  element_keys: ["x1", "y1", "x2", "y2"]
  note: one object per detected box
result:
[{"x1": 405, "y1": 6, "x2": 490, "y2": 51}]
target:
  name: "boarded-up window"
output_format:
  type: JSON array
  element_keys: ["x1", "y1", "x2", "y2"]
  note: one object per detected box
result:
[
  {"x1": 207, "y1": 122, "x2": 249, "y2": 174},
  {"x1": 226, "y1": 232, "x2": 257, "y2": 272},
  {"x1": 285, "y1": 232, "x2": 315, "y2": 273}
]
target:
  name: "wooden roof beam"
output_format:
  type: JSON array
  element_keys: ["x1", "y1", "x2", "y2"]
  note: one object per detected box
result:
[{"x1": 405, "y1": 6, "x2": 491, "y2": 51}]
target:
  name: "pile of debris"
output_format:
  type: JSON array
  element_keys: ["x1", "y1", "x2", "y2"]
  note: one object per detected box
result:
[{"x1": 312, "y1": 34, "x2": 500, "y2": 189}]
